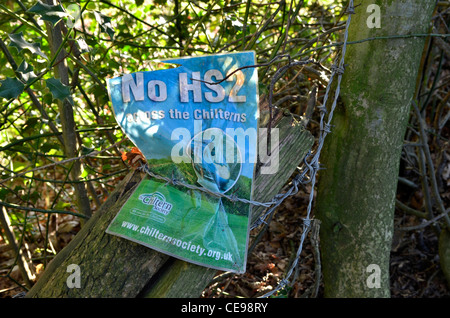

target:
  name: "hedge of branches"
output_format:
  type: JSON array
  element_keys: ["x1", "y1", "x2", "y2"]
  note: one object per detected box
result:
[{"x1": 0, "y1": 0, "x2": 448, "y2": 298}]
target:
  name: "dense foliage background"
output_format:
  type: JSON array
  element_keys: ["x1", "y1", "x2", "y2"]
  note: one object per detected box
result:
[{"x1": 0, "y1": 0, "x2": 448, "y2": 297}]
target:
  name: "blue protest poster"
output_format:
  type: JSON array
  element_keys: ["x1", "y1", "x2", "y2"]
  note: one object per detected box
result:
[{"x1": 105, "y1": 52, "x2": 259, "y2": 273}]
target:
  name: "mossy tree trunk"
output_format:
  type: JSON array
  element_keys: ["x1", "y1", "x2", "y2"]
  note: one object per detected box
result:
[{"x1": 315, "y1": 0, "x2": 435, "y2": 297}]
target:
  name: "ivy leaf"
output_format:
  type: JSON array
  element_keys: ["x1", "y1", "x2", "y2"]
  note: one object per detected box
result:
[
  {"x1": 28, "y1": 0, "x2": 68, "y2": 26},
  {"x1": 0, "y1": 77, "x2": 25, "y2": 100},
  {"x1": 94, "y1": 11, "x2": 115, "y2": 39},
  {"x1": 8, "y1": 32, "x2": 48, "y2": 60},
  {"x1": 46, "y1": 77, "x2": 71, "y2": 101},
  {"x1": 17, "y1": 60, "x2": 38, "y2": 84}
]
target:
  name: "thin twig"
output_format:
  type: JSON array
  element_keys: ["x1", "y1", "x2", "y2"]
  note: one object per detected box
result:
[
  {"x1": 0, "y1": 139, "x2": 127, "y2": 185},
  {"x1": 0, "y1": 201, "x2": 88, "y2": 219},
  {"x1": 398, "y1": 208, "x2": 450, "y2": 231},
  {"x1": 412, "y1": 101, "x2": 450, "y2": 228}
]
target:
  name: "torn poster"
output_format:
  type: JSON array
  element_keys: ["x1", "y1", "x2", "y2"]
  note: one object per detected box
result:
[{"x1": 105, "y1": 51, "x2": 259, "y2": 273}]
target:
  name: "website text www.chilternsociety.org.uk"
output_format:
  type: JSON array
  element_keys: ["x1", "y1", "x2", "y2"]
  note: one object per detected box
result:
[{"x1": 120, "y1": 221, "x2": 233, "y2": 262}]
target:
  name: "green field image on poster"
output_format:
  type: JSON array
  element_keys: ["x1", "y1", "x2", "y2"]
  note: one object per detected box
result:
[{"x1": 107, "y1": 177, "x2": 250, "y2": 272}]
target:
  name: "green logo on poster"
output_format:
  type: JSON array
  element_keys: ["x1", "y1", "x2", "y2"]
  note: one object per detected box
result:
[{"x1": 138, "y1": 192, "x2": 173, "y2": 215}]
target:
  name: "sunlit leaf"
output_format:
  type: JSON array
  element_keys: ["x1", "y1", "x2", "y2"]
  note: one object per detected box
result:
[
  {"x1": 94, "y1": 11, "x2": 115, "y2": 39},
  {"x1": 17, "y1": 60, "x2": 38, "y2": 84},
  {"x1": 76, "y1": 37, "x2": 91, "y2": 53},
  {"x1": 28, "y1": 0, "x2": 68, "y2": 26},
  {"x1": 8, "y1": 32, "x2": 48, "y2": 60}
]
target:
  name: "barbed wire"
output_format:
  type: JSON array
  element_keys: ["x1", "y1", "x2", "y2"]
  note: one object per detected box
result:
[
  {"x1": 258, "y1": 0, "x2": 354, "y2": 298},
  {"x1": 137, "y1": 0, "x2": 355, "y2": 298},
  {"x1": 138, "y1": 164, "x2": 276, "y2": 208}
]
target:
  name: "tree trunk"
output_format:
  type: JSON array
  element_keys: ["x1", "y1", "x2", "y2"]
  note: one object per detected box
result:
[
  {"x1": 45, "y1": 0, "x2": 92, "y2": 219},
  {"x1": 315, "y1": 1, "x2": 435, "y2": 297}
]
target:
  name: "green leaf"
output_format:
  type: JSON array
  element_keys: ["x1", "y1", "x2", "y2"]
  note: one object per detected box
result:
[
  {"x1": 8, "y1": 32, "x2": 48, "y2": 60},
  {"x1": 80, "y1": 166, "x2": 88, "y2": 179},
  {"x1": 42, "y1": 92, "x2": 53, "y2": 105},
  {"x1": 17, "y1": 60, "x2": 38, "y2": 84},
  {"x1": 21, "y1": 117, "x2": 39, "y2": 135},
  {"x1": 94, "y1": 11, "x2": 115, "y2": 39},
  {"x1": 26, "y1": 190, "x2": 41, "y2": 205},
  {"x1": 41, "y1": 142, "x2": 61, "y2": 153},
  {"x1": 0, "y1": 77, "x2": 25, "y2": 99},
  {"x1": 81, "y1": 145, "x2": 95, "y2": 155},
  {"x1": 0, "y1": 188, "x2": 9, "y2": 201},
  {"x1": 28, "y1": 0, "x2": 68, "y2": 26},
  {"x1": 46, "y1": 77, "x2": 71, "y2": 101},
  {"x1": 55, "y1": 201, "x2": 71, "y2": 210}
]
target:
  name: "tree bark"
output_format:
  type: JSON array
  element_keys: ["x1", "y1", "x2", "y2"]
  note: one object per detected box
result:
[{"x1": 315, "y1": 1, "x2": 435, "y2": 297}]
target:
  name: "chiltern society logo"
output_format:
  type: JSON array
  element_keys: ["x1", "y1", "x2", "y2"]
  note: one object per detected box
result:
[{"x1": 138, "y1": 192, "x2": 173, "y2": 215}]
